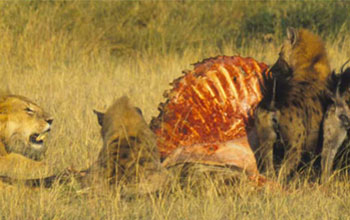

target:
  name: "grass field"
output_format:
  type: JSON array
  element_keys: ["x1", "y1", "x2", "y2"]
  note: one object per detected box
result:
[{"x1": 1, "y1": 1, "x2": 350, "y2": 219}]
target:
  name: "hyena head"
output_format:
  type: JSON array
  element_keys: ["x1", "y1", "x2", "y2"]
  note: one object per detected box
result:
[
  {"x1": 269, "y1": 28, "x2": 295, "y2": 78},
  {"x1": 324, "y1": 66, "x2": 350, "y2": 141},
  {"x1": 323, "y1": 85, "x2": 350, "y2": 144},
  {"x1": 321, "y1": 65, "x2": 350, "y2": 182},
  {"x1": 270, "y1": 27, "x2": 330, "y2": 82}
]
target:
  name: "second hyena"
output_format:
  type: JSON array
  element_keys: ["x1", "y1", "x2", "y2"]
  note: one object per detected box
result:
[{"x1": 321, "y1": 66, "x2": 350, "y2": 183}]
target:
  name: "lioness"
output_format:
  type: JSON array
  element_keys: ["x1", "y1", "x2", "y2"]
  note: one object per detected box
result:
[{"x1": 0, "y1": 93, "x2": 53, "y2": 179}]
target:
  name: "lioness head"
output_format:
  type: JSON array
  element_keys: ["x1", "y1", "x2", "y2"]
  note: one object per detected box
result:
[{"x1": 0, "y1": 95, "x2": 53, "y2": 160}]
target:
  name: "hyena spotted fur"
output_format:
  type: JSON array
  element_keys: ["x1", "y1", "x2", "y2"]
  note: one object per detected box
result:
[{"x1": 254, "y1": 28, "x2": 332, "y2": 180}]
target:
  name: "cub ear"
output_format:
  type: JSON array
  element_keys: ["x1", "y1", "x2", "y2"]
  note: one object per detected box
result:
[
  {"x1": 93, "y1": 109, "x2": 105, "y2": 126},
  {"x1": 134, "y1": 107, "x2": 143, "y2": 116},
  {"x1": 287, "y1": 27, "x2": 298, "y2": 46}
]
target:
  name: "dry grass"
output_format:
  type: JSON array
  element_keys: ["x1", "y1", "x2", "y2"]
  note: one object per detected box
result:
[{"x1": 1, "y1": 1, "x2": 350, "y2": 219}]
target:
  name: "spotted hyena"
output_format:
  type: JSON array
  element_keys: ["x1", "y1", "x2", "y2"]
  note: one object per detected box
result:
[{"x1": 254, "y1": 28, "x2": 332, "y2": 180}]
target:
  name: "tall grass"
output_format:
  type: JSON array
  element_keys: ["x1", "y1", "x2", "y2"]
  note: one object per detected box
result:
[{"x1": 1, "y1": 1, "x2": 350, "y2": 219}]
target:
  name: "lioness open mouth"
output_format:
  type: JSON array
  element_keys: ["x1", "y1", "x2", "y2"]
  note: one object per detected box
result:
[{"x1": 29, "y1": 132, "x2": 48, "y2": 146}]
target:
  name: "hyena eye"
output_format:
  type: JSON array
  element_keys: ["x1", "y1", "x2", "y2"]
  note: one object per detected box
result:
[{"x1": 25, "y1": 107, "x2": 35, "y2": 115}]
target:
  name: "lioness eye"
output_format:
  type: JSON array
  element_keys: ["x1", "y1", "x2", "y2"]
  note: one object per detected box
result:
[{"x1": 25, "y1": 107, "x2": 35, "y2": 115}]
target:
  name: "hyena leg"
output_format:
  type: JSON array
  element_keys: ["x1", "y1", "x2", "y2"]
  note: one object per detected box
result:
[
  {"x1": 278, "y1": 144, "x2": 302, "y2": 182},
  {"x1": 254, "y1": 109, "x2": 277, "y2": 177},
  {"x1": 257, "y1": 141, "x2": 275, "y2": 177}
]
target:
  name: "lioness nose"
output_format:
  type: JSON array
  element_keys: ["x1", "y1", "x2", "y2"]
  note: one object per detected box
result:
[{"x1": 46, "y1": 118, "x2": 54, "y2": 125}]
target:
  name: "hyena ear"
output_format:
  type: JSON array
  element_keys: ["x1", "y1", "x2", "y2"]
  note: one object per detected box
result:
[
  {"x1": 93, "y1": 109, "x2": 105, "y2": 126},
  {"x1": 287, "y1": 27, "x2": 298, "y2": 46}
]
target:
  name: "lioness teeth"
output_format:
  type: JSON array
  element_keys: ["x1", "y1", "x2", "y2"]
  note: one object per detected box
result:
[{"x1": 36, "y1": 133, "x2": 47, "y2": 141}]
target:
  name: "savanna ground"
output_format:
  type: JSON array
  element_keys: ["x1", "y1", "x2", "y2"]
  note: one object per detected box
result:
[{"x1": 1, "y1": 1, "x2": 350, "y2": 219}]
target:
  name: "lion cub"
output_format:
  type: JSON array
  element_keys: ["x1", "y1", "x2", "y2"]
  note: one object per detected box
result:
[
  {"x1": 81, "y1": 96, "x2": 167, "y2": 192},
  {"x1": 254, "y1": 28, "x2": 331, "y2": 180}
]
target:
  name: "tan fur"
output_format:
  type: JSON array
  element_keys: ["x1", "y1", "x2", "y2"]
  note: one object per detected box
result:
[
  {"x1": 255, "y1": 28, "x2": 331, "y2": 180},
  {"x1": 280, "y1": 28, "x2": 331, "y2": 82},
  {"x1": 0, "y1": 94, "x2": 53, "y2": 179},
  {"x1": 81, "y1": 96, "x2": 167, "y2": 192}
]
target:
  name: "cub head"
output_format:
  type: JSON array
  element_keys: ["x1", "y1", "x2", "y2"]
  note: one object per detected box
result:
[
  {"x1": 270, "y1": 28, "x2": 330, "y2": 82},
  {"x1": 0, "y1": 95, "x2": 53, "y2": 160},
  {"x1": 93, "y1": 96, "x2": 160, "y2": 183},
  {"x1": 93, "y1": 96, "x2": 145, "y2": 147}
]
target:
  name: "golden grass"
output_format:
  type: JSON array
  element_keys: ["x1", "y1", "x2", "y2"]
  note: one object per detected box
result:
[{"x1": 1, "y1": 1, "x2": 350, "y2": 219}]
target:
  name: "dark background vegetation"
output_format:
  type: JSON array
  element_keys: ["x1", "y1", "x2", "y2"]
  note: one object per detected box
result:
[{"x1": 1, "y1": 1, "x2": 349, "y2": 58}]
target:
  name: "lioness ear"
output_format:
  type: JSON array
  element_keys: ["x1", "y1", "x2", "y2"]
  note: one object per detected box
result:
[
  {"x1": 93, "y1": 110, "x2": 105, "y2": 126},
  {"x1": 287, "y1": 27, "x2": 298, "y2": 46}
]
